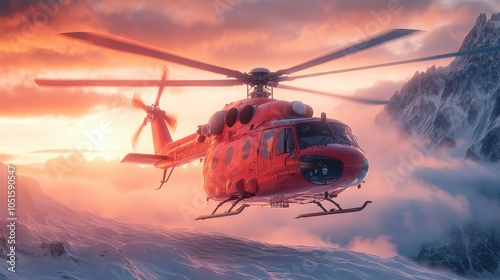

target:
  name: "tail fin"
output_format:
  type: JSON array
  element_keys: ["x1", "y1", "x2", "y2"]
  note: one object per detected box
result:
[
  {"x1": 151, "y1": 109, "x2": 173, "y2": 154},
  {"x1": 129, "y1": 68, "x2": 177, "y2": 155}
]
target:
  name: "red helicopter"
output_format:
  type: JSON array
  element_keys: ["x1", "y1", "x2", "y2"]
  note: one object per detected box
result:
[{"x1": 36, "y1": 30, "x2": 500, "y2": 219}]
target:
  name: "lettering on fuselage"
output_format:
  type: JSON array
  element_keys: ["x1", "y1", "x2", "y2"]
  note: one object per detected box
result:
[{"x1": 171, "y1": 142, "x2": 197, "y2": 162}]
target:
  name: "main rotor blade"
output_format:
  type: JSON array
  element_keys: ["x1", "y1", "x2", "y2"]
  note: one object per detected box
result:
[
  {"x1": 35, "y1": 79, "x2": 244, "y2": 87},
  {"x1": 277, "y1": 84, "x2": 389, "y2": 105},
  {"x1": 274, "y1": 29, "x2": 419, "y2": 76},
  {"x1": 61, "y1": 32, "x2": 248, "y2": 80},
  {"x1": 155, "y1": 67, "x2": 168, "y2": 108},
  {"x1": 280, "y1": 45, "x2": 500, "y2": 82}
]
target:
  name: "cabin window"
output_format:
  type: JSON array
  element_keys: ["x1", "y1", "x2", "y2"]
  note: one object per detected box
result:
[
  {"x1": 295, "y1": 122, "x2": 335, "y2": 150},
  {"x1": 330, "y1": 122, "x2": 359, "y2": 147},
  {"x1": 242, "y1": 140, "x2": 251, "y2": 160},
  {"x1": 211, "y1": 151, "x2": 220, "y2": 169},
  {"x1": 225, "y1": 146, "x2": 234, "y2": 165},
  {"x1": 276, "y1": 128, "x2": 295, "y2": 155},
  {"x1": 260, "y1": 131, "x2": 274, "y2": 158}
]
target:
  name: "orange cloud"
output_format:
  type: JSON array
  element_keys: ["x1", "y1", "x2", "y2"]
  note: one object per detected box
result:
[
  {"x1": 0, "y1": 83, "x2": 128, "y2": 117},
  {"x1": 2, "y1": 0, "x2": 495, "y2": 74}
]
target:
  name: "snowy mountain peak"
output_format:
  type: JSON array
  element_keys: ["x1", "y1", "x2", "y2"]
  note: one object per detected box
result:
[
  {"x1": 376, "y1": 13, "x2": 500, "y2": 276},
  {"x1": 458, "y1": 13, "x2": 500, "y2": 54},
  {"x1": 459, "y1": 13, "x2": 487, "y2": 51},
  {"x1": 378, "y1": 13, "x2": 500, "y2": 162}
]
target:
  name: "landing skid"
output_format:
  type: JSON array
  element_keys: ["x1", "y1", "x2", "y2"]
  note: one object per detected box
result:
[
  {"x1": 156, "y1": 167, "x2": 175, "y2": 190},
  {"x1": 296, "y1": 200, "x2": 372, "y2": 219},
  {"x1": 196, "y1": 204, "x2": 250, "y2": 220},
  {"x1": 195, "y1": 195, "x2": 251, "y2": 220}
]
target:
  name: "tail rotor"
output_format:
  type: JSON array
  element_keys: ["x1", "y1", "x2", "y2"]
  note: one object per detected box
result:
[
  {"x1": 164, "y1": 112, "x2": 177, "y2": 131},
  {"x1": 130, "y1": 67, "x2": 177, "y2": 150},
  {"x1": 132, "y1": 93, "x2": 149, "y2": 111}
]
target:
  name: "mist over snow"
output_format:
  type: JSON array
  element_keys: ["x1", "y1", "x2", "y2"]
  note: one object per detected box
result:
[{"x1": 0, "y1": 162, "x2": 462, "y2": 279}]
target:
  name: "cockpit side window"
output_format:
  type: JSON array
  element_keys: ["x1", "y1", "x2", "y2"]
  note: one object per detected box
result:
[
  {"x1": 276, "y1": 128, "x2": 295, "y2": 155},
  {"x1": 295, "y1": 122, "x2": 335, "y2": 150},
  {"x1": 261, "y1": 130, "x2": 274, "y2": 158},
  {"x1": 330, "y1": 122, "x2": 359, "y2": 147}
]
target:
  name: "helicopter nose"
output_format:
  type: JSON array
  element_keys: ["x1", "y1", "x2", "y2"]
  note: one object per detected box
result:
[
  {"x1": 357, "y1": 157, "x2": 369, "y2": 184},
  {"x1": 299, "y1": 146, "x2": 368, "y2": 186},
  {"x1": 339, "y1": 147, "x2": 369, "y2": 186}
]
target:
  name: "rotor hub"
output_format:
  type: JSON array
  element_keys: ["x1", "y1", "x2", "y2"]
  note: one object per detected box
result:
[
  {"x1": 249, "y1": 67, "x2": 270, "y2": 75},
  {"x1": 247, "y1": 67, "x2": 273, "y2": 99}
]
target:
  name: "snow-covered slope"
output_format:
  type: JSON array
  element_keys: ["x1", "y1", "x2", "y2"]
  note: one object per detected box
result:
[
  {"x1": 378, "y1": 13, "x2": 500, "y2": 162},
  {"x1": 0, "y1": 163, "x2": 458, "y2": 279}
]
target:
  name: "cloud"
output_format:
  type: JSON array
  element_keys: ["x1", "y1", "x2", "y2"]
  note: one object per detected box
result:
[
  {"x1": 0, "y1": 83, "x2": 129, "y2": 117},
  {"x1": 0, "y1": 0, "x2": 495, "y2": 118},
  {"x1": 414, "y1": 160, "x2": 500, "y2": 225},
  {"x1": 0, "y1": 0, "x2": 39, "y2": 18},
  {"x1": 0, "y1": 154, "x2": 15, "y2": 162},
  {"x1": 3, "y1": 0, "x2": 494, "y2": 75},
  {"x1": 352, "y1": 79, "x2": 406, "y2": 100}
]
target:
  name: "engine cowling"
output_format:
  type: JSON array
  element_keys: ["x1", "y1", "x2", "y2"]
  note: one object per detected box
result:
[{"x1": 198, "y1": 110, "x2": 227, "y2": 137}]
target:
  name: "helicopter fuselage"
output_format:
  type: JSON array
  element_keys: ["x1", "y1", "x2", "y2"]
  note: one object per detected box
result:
[{"x1": 199, "y1": 97, "x2": 369, "y2": 205}]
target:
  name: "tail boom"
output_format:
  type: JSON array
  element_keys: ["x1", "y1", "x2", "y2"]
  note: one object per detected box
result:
[{"x1": 122, "y1": 133, "x2": 209, "y2": 169}]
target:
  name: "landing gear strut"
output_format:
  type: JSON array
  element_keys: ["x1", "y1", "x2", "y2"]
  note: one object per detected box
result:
[
  {"x1": 195, "y1": 194, "x2": 252, "y2": 220},
  {"x1": 156, "y1": 167, "x2": 175, "y2": 190},
  {"x1": 296, "y1": 192, "x2": 372, "y2": 219}
]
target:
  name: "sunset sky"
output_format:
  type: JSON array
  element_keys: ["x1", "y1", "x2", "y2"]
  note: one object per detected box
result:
[{"x1": 2, "y1": 0, "x2": 500, "y2": 258}]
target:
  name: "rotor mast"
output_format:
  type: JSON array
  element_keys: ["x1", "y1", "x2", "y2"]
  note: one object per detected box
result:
[{"x1": 247, "y1": 67, "x2": 273, "y2": 99}]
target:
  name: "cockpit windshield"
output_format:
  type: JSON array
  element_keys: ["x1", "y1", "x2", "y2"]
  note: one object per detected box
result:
[
  {"x1": 295, "y1": 122, "x2": 335, "y2": 150},
  {"x1": 330, "y1": 122, "x2": 359, "y2": 147}
]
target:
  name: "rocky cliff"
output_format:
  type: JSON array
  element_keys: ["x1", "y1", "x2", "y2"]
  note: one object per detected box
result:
[{"x1": 379, "y1": 13, "x2": 500, "y2": 162}]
